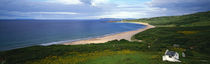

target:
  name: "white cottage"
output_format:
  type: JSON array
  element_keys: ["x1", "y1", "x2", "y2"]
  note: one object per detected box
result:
[{"x1": 162, "y1": 49, "x2": 181, "y2": 62}]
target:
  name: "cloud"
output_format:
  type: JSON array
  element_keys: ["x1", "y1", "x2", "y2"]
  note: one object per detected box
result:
[
  {"x1": 97, "y1": 11, "x2": 146, "y2": 18},
  {"x1": 28, "y1": 12, "x2": 78, "y2": 15},
  {"x1": 45, "y1": 0, "x2": 83, "y2": 5},
  {"x1": 80, "y1": 0, "x2": 92, "y2": 5},
  {"x1": 0, "y1": 10, "x2": 81, "y2": 19},
  {"x1": 2, "y1": 11, "x2": 78, "y2": 15},
  {"x1": 91, "y1": 0, "x2": 110, "y2": 6},
  {"x1": 44, "y1": 0, "x2": 111, "y2": 6},
  {"x1": 0, "y1": 0, "x2": 210, "y2": 19},
  {"x1": 147, "y1": 0, "x2": 210, "y2": 14}
]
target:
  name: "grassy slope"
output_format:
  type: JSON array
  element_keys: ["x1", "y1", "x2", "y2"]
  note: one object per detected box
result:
[
  {"x1": 130, "y1": 11, "x2": 210, "y2": 63},
  {"x1": 0, "y1": 40, "x2": 163, "y2": 64},
  {"x1": 1, "y1": 11, "x2": 210, "y2": 64},
  {"x1": 131, "y1": 11, "x2": 210, "y2": 53}
]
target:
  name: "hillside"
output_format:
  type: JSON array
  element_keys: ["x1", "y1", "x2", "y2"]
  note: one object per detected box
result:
[
  {"x1": 129, "y1": 11, "x2": 210, "y2": 27},
  {"x1": 129, "y1": 11, "x2": 210, "y2": 63}
]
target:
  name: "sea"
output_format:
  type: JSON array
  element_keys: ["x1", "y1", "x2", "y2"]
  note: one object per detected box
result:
[{"x1": 0, "y1": 19, "x2": 145, "y2": 51}]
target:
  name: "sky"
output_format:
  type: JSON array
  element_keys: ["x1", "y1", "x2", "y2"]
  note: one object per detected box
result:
[{"x1": 0, "y1": 0, "x2": 210, "y2": 19}]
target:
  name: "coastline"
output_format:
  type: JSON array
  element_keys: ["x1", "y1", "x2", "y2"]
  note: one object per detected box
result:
[{"x1": 63, "y1": 22, "x2": 155, "y2": 45}]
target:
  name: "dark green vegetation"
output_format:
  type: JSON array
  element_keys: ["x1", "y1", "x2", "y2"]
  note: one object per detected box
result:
[
  {"x1": 1, "y1": 11, "x2": 210, "y2": 64},
  {"x1": 0, "y1": 40, "x2": 160, "y2": 64}
]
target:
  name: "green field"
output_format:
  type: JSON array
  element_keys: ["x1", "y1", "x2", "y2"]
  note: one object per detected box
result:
[{"x1": 1, "y1": 11, "x2": 210, "y2": 64}]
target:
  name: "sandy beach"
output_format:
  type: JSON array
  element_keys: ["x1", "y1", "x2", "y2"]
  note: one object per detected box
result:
[{"x1": 63, "y1": 22, "x2": 155, "y2": 45}]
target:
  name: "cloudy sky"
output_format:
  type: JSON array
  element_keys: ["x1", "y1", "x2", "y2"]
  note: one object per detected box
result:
[{"x1": 0, "y1": 0, "x2": 210, "y2": 19}]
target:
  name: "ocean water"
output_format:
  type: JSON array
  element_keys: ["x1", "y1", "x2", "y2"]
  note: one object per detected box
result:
[{"x1": 0, "y1": 20, "x2": 145, "y2": 51}]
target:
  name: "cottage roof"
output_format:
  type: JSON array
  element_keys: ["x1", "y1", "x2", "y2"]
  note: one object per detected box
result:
[{"x1": 166, "y1": 51, "x2": 176, "y2": 57}]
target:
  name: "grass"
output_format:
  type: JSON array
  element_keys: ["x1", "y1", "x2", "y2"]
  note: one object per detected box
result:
[
  {"x1": 25, "y1": 50, "x2": 156, "y2": 64},
  {"x1": 132, "y1": 27, "x2": 210, "y2": 64},
  {"x1": 84, "y1": 52, "x2": 152, "y2": 64},
  {"x1": 0, "y1": 40, "x2": 147, "y2": 64},
  {"x1": 127, "y1": 11, "x2": 210, "y2": 64},
  {"x1": 25, "y1": 50, "x2": 137, "y2": 64}
]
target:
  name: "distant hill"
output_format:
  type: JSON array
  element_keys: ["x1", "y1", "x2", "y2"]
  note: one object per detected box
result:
[
  {"x1": 128, "y1": 11, "x2": 210, "y2": 27},
  {"x1": 100, "y1": 18, "x2": 135, "y2": 21}
]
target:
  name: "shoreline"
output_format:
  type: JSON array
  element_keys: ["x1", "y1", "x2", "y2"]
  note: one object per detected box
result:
[{"x1": 63, "y1": 22, "x2": 155, "y2": 45}]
